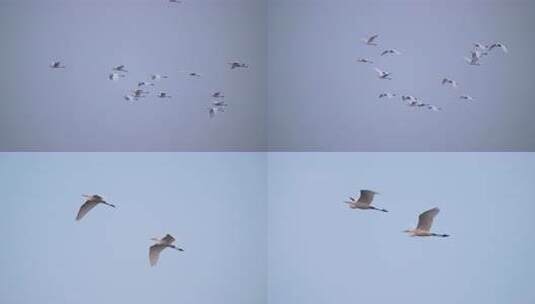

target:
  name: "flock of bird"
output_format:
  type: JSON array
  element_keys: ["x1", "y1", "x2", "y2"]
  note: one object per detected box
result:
[
  {"x1": 50, "y1": 60, "x2": 248, "y2": 118},
  {"x1": 345, "y1": 189, "x2": 450, "y2": 238},
  {"x1": 75, "y1": 194, "x2": 183, "y2": 266},
  {"x1": 358, "y1": 34, "x2": 508, "y2": 112}
]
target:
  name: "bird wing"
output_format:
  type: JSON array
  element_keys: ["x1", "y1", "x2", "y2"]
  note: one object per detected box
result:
[
  {"x1": 161, "y1": 234, "x2": 176, "y2": 244},
  {"x1": 149, "y1": 244, "x2": 166, "y2": 266},
  {"x1": 374, "y1": 67, "x2": 384, "y2": 75},
  {"x1": 380, "y1": 50, "x2": 388, "y2": 56},
  {"x1": 357, "y1": 190, "x2": 376, "y2": 205},
  {"x1": 76, "y1": 200, "x2": 99, "y2": 221},
  {"x1": 500, "y1": 44, "x2": 508, "y2": 53},
  {"x1": 368, "y1": 34, "x2": 378, "y2": 43},
  {"x1": 416, "y1": 207, "x2": 440, "y2": 231}
]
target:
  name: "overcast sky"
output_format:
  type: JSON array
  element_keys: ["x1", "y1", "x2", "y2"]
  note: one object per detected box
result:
[
  {"x1": 0, "y1": 153, "x2": 267, "y2": 304},
  {"x1": 268, "y1": 0, "x2": 535, "y2": 151},
  {"x1": 268, "y1": 153, "x2": 535, "y2": 303},
  {"x1": 0, "y1": 0, "x2": 266, "y2": 151}
]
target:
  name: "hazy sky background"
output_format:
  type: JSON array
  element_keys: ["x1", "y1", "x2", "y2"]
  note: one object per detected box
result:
[
  {"x1": 268, "y1": 153, "x2": 535, "y2": 303},
  {"x1": 0, "y1": 0, "x2": 266, "y2": 151},
  {"x1": 268, "y1": 0, "x2": 535, "y2": 151},
  {"x1": 0, "y1": 153, "x2": 267, "y2": 304}
]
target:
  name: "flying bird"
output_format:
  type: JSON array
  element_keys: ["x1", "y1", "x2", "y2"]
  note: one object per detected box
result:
[
  {"x1": 212, "y1": 91, "x2": 225, "y2": 98},
  {"x1": 362, "y1": 34, "x2": 379, "y2": 46},
  {"x1": 228, "y1": 61, "x2": 248, "y2": 69},
  {"x1": 109, "y1": 73, "x2": 125, "y2": 81},
  {"x1": 344, "y1": 190, "x2": 388, "y2": 212},
  {"x1": 401, "y1": 95, "x2": 418, "y2": 102},
  {"x1": 442, "y1": 78, "x2": 458, "y2": 88},
  {"x1": 209, "y1": 106, "x2": 226, "y2": 118},
  {"x1": 488, "y1": 42, "x2": 508, "y2": 53},
  {"x1": 374, "y1": 67, "x2": 392, "y2": 80},
  {"x1": 460, "y1": 95, "x2": 474, "y2": 101},
  {"x1": 138, "y1": 81, "x2": 155, "y2": 87},
  {"x1": 379, "y1": 93, "x2": 397, "y2": 99},
  {"x1": 133, "y1": 89, "x2": 148, "y2": 98},
  {"x1": 426, "y1": 104, "x2": 442, "y2": 112},
  {"x1": 157, "y1": 92, "x2": 172, "y2": 98},
  {"x1": 149, "y1": 234, "x2": 184, "y2": 266},
  {"x1": 357, "y1": 58, "x2": 374, "y2": 64},
  {"x1": 465, "y1": 51, "x2": 482, "y2": 66},
  {"x1": 151, "y1": 74, "x2": 168, "y2": 81},
  {"x1": 124, "y1": 95, "x2": 135, "y2": 101},
  {"x1": 50, "y1": 61, "x2": 66, "y2": 69},
  {"x1": 169, "y1": 0, "x2": 182, "y2": 3},
  {"x1": 404, "y1": 207, "x2": 449, "y2": 237},
  {"x1": 112, "y1": 65, "x2": 128, "y2": 72},
  {"x1": 381, "y1": 49, "x2": 401, "y2": 56},
  {"x1": 76, "y1": 195, "x2": 115, "y2": 221}
]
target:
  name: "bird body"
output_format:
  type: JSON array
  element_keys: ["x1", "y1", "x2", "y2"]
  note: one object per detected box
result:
[
  {"x1": 109, "y1": 73, "x2": 125, "y2": 81},
  {"x1": 465, "y1": 51, "x2": 482, "y2": 65},
  {"x1": 442, "y1": 78, "x2": 458, "y2": 88},
  {"x1": 112, "y1": 65, "x2": 128, "y2": 72},
  {"x1": 157, "y1": 92, "x2": 172, "y2": 98},
  {"x1": 50, "y1": 61, "x2": 66, "y2": 68},
  {"x1": 151, "y1": 74, "x2": 168, "y2": 81},
  {"x1": 460, "y1": 95, "x2": 474, "y2": 101},
  {"x1": 379, "y1": 93, "x2": 397, "y2": 99},
  {"x1": 228, "y1": 62, "x2": 248, "y2": 69},
  {"x1": 374, "y1": 68, "x2": 392, "y2": 80},
  {"x1": 212, "y1": 91, "x2": 225, "y2": 98},
  {"x1": 76, "y1": 194, "x2": 115, "y2": 221},
  {"x1": 357, "y1": 58, "x2": 374, "y2": 64}
]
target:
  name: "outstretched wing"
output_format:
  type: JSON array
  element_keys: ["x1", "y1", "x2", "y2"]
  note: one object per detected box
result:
[
  {"x1": 416, "y1": 207, "x2": 440, "y2": 231},
  {"x1": 368, "y1": 34, "x2": 378, "y2": 43},
  {"x1": 357, "y1": 190, "x2": 376, "y2": 205},
  {"x1": 76, "y1": 200, "x2": 99, "y2": 221},
  {"x1": 149, "y1": 244, "x2": 166, "y2": 266}
]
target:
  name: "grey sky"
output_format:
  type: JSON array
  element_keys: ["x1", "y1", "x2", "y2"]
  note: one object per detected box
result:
[
  {"x1": 0, "y1": 0, "x2": 266, "y2": 151},
  {"x1": 268, "y1": 0, "x2": 535, "y2": 151},
  {"x1": 268, "y1": 153, "x2": 535, "y2": 303},
  {"x1": 0, "y1": 153, "x2": 267, "y2": 303}
]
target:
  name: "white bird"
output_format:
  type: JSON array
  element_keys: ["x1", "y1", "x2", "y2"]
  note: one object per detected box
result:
[
  {"x1": 465, "y1": 51, "x2": 482, "y2": 65},
  {"x1": 149, "y1": 234, "x2": 184, "y2": 266},
  {"x1": 76, "y1": 195, "x2": 115, "y2": 221},
  {"x1": 157, "y1": 92, "x2": 172, "y2": 98},
  {"x1": 209, "y1": 106, "x2": 226, "y2": 118},
  {"x1": 50, "y1": 61, "x2": 66, "y2": 69},
  {"x1": 374, "y1": 67, "x2": 392, "y2": 80},
  {"x1": 344, "y1": 190, "x2": 388, "y2": 212},
  {"x1": 361, "y1": 34, "x2": 379, "y2": 46},
  {"x1": 212, "y1": 91, "x2": 225, "y2": 98},
  {"x1": 151, "y1": 74, "x2": 168, "y2": 81},
  {"x1": 112, "y1": 65, "x2": 128, "y2": 72},
  {"x1": 404, "y1": 207, "x2": 450, "y2": 237},
  {"x1": 357, "y1": 58, "x2": 374, "y2": 64},
  {"x1": 109, "y1": 73, "x2": 125, "y2": 81},
  {"x1": 379, "y1": 93, "x2": 397, "y2": 99},
  {"x1": 426, "y1": 104, "x2": 442, "y2": 112},
  {"x1": 138, "y1": 81, "x2": 155, "y2": 87},
  {"x1": 381, "y1": 49, "x2": 401, "y2": 56},
  {"x1": 460, "y1": 95, "x2": 474, "y2": 101},
  {"x1": 488, "y1": 42, "x2": 508, "y2": 53},
  {"x1": 228, "y1": 62, "x2": 248, "y2": 69},
  {"x1": 442, "y1": 78, "x2": 458, "y2": 88}
]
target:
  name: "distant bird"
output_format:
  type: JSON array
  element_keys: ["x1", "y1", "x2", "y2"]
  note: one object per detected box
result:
[
  {"x1": 374, "y1": 67, "x2": 392, "y2": 80},
  {"x1": 124, "y1": 95, "x2": 135, "y2": 101},
  {"x1": 379, "y1": 93, "x2": 397, "y2": 99},
  {"x1": 473, "y1": 43, "x2": 489, "y2": 55},
  {"x1": 50, "y1": 61, "x2": 66, "y2": 69},
  {"x1": 109, "y1": 73, "x2": 125, "y2": 81},
  {"x1": 138, "y1": 81, "x2": 155, "y2": 87},
  {"x1": 76, "y1": 194, "x2": 115, "y2": 221},
  {"x1": 179, "y1": 70, "x2": 202, "y2": 77},
  {"x1": 228, "y1": 61, "x2": 248, "y2": 69},
  {"x1": 157, "y1": 92, "x2": 172, "y2": 98},
  {"x1": 357, "y1": 58, "x2": 374, "y2": 64},
  {"x1": 169, "y1": 0, "x2": 182, "y2": 3},
  {"x1": 488, "y1": 42, "x2": 508, "y2": 53},
  {"x1": 133, "y1": 89, "x2": 148, "y2": 98},
  {"x1": 426, "y1": 104, "x2": 442, "y2": 112},
  {"x1": 209, "y1": 106, "x2": 226, "y2": 118},
  {"x1": 151, "y1": 74, "x2": 168, "y2": 81},
  {"x1": 404, "y1": 207, "x2": 449, "y2": 237},
  {"x1": 344, "y1": 190, "x2": 388, "y2": 212},
  {"x1": 401, "y1": 95, "x2": 418, "y2": 102},
  {"x1": 212, "y1": 100, "x2": 228, "y2": 107},
  {"x1": 112, "y1": 65, "x2": 128, "y2": 72},
  {"x1": 407, "y1": 101, "x2": 427, "y2": 107},
  {"x1": 212, "y1": 91, "x2": 225, "y2": 98},
  {"x1": 460, "y1": 95, "x2": 474, "y2": 101},
  {"x1": 362, "y1": 34, "x2": 379, "y2": 46},
  {"x1": 465, "y1": 51, "x2": 482, "y2": 66},
  {"x1": 149, "y1": 234, "x2": 184, "y2": 266},
  {"x1": 441, "y1": 78, "x2": 458, "y2": 88},
  {"x1": 381, "y1": 49, "x2": 401, "y2": 56}
]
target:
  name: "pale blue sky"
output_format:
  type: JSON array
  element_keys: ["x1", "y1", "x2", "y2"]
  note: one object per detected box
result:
[
  {"x1": 268, "y1": 153, "x2": 535, "y2": 303},
  {"x1": 0, "y1": 153, "x2": 266, "y2": 304}
]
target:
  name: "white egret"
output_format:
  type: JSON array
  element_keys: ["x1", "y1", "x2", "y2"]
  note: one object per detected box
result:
[
  {"x1": 149, "y1": 234, "x2": 184, "y2": 266},
  {"x1": 404, "y1": 207, "x2": 449, "y2": 237},
  {"x1": 76, "y1": 195, "x2": 115, "y2": 221},
  {"x1": 344, "y1": 190, "x2": 388, "y2": 212}
]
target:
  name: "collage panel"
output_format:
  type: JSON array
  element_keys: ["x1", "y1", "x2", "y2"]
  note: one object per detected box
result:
[
  {"x1": 268, "y1": 153, "x2": 535, "y2": 303},
  {"x1": 0, "y1": 153, "x2": 267, "y2": 303}
]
